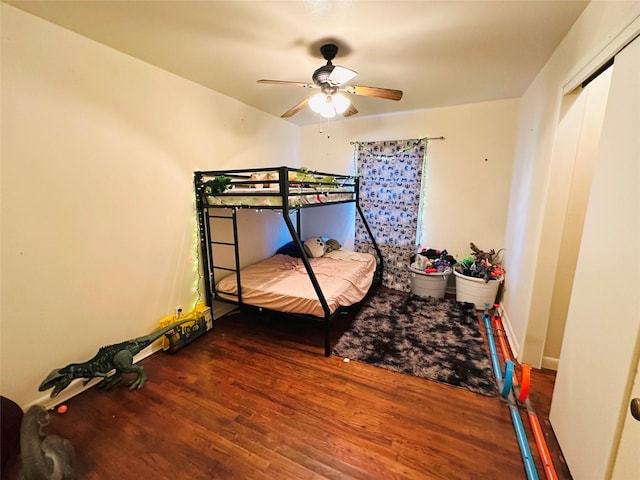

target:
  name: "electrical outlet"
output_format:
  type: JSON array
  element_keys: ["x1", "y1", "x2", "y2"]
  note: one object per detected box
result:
[{"x1": 175, "y1": 305, "x2": 183, "y2": 317}]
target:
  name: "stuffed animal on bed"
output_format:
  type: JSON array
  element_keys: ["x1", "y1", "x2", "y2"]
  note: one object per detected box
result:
[
  {"x1": 325, "y1": 238, "x2": 341, "y2": 253},
  {"x1": 249, "y1": 171, "x2": 278, "y2": 188},
  {"x1": 203, "y1": 176, "x2": 232, "y2": 195},
  {"x1": 303, "y1": 237, "x2": 326, "y2": 257},
  {"x1": 303, "y1": 237, "x2": 342, "y2": 257}
]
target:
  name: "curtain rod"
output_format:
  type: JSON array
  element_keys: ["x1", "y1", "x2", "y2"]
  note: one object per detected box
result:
[{"x1": 350, "y1": 136, "x2": 445, "y2": 145}]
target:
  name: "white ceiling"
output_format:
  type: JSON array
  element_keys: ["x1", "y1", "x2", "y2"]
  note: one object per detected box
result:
[{"x1": 7, "y1": 0, "x2": 589, "y2": 126}]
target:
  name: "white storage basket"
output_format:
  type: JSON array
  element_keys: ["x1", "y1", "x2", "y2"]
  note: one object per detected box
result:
[
  {"x1": 409, "y1": 266, "x2": 451, "y2": 299},
  {"x1": 453, "y1": 270, "x2": 502, "y2": 309}
]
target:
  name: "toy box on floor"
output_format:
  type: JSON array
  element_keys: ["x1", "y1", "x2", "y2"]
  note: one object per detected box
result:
[
  {"x1": 453, "y1": 243, "x2": 505, "y2": 309},
  {"x1": 159, "y1": 303, "x2": 213, "y2": 353},
  {"x1": 409, "y1": 266, "x2": 452, "y2": 299},
  {"x1": 409, "y1": 247, "x2": 456, "y2": 299}
]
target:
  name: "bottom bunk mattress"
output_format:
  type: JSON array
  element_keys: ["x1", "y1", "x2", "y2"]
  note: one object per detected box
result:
[{"x1": 215, "y1": 250, "x2": 377, "y2": 317}]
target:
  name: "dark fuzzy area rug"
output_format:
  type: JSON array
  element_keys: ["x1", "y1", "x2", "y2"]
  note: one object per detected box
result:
[{"x1": 333, "y1": 290, "x2": 498, "y2": 396}]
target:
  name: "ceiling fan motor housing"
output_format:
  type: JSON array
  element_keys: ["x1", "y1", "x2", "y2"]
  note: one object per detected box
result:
[
  {"x1": 313, "y1": 65, "x2": 337, "y2": 87},
  {"x1": 313, "y1": 44, "x2": 340, "y2": 86},
  {"x1": 320, "y1": 44, "x2": 338, "y2": 61}
]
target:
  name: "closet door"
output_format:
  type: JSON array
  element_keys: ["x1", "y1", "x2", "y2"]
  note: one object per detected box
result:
[
  {"x1": 549, "y1": 37, "x2": 640, "y2": 479},
  {"x1": 543, "y1": 63, "x2": 611, "y2": 368},
  {"x1": 612, "y1": 354, "x2": 640, "y2": 478}
]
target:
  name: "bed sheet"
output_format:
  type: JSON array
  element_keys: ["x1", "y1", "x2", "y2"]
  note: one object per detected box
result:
[{"x1": 215, "y1": 251, "x2": 376, "y2": 317}]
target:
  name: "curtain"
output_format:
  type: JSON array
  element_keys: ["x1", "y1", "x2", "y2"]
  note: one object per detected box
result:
[{"x1": 355, "y1": 138, "x2": 426, "y2": 291}]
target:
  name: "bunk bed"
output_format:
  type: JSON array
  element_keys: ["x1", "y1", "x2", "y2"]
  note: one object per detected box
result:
[{"x1": 194, "y1": 166, "x2": 383, "y2": 356}]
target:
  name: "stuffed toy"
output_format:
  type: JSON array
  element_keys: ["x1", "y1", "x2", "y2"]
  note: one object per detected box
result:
[
  {"x1": 303, "y1": 237, "x2": 342, "y2": 257},
  {"x1": 303, "y1": 237, "x2": 326, "y2": 258},
  {"x1": 276, "y1": 237, "x2": 340, "y2": 258},
  {"x1": 203, "y1": 176, "x2": 232, "y2": 195},
  {"x1": 325, "y1": 238, "x2": 341, "y2": 253},
  {"x1": 249, "y1": 171, "x2": 278, "y2": 188}
]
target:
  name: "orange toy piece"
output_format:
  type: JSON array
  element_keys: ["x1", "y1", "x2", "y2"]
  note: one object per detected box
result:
[{"x1": 518, "y1": 364, "x2": 531, "y2": 403}]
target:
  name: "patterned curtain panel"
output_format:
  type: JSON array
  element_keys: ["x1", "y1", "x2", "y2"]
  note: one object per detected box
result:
[{"x1": 355, "y1": 139, "x2": 426, "y2": 291}]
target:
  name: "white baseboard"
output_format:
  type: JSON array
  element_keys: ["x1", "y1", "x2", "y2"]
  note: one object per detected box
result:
[
  {"x1": 494, "y1": 304, "x2": 558, "y2": 371},
  {"x1": 497, "y1": 303, "x2": 520, "y2": 360},
  {"x1": 541, "y1": 356, "x2": 559, "y2": 371},
  {"x1": 27, "y1": 342, "x2": 164, "y2": 411},
  {"x1": 29, "y1": 306, "x2": 224, "y2": 411}
]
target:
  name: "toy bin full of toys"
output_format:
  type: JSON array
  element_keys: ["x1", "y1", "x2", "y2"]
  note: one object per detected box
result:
[
  {"x1": 453, "y1": 243, "x2": 505, "y2": 309},
  {"x1": 409, "y1": 248, "x2": 457, "y2": 299}
]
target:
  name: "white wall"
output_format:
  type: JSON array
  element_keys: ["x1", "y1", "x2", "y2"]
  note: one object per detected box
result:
[
  {"x1": 503, "y1": 0, "x2": 640, "y2": 366},
  {"x1": 299, "y1": 99, "x2": 520, "y2": 262},
  {"x1": 0, "y1": 4, "x2": 298, "y2": 407}
]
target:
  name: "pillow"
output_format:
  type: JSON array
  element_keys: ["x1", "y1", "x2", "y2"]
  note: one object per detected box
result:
[
  {"x1": 276, "y1": 237, "x2": 340, "y2": 258},
  {"x1": 275, "y1": 240, "x2": 303, "y2": 258},
  {"x1": 303, "y1": 237, "x2": 326, "y2": 258},
  {"x1": 249, "y1": 171, "x2": 278, "y2": 188}
]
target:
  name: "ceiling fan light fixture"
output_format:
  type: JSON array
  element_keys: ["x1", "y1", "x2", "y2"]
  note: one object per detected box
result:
[
  {"x1": 308, "y1": 92, "x2": 326, "y2": 113},
  {"x1": 320, "y1": 98, "x2": 337, "y2": 118},
  {"x1": 309, "y1": 93, "x2": 336, "y2": 118},
  {"x1": 309, "y1": 92, "x2": 350, "y2": 118},
  {"x1": 332, "y1": 93, "x2": 350, "y2": 114}
]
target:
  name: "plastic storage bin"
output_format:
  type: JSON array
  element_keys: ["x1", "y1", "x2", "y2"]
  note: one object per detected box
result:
[
  {"x1": 453, "y1": 270, "x2": 502, "y2": 309},
  {"x1": 409, "y1": 266, "x2": 451, "y2": 299}
]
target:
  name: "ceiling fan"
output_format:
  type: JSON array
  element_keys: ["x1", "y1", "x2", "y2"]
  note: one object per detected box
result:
[{"x1": 258, "y1": 43, "x2": 403, "y2": 119}]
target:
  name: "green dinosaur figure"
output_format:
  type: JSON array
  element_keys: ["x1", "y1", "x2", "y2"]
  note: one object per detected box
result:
[{"x1": 39, "y1": 319, "x2": 191, "y2": 398}]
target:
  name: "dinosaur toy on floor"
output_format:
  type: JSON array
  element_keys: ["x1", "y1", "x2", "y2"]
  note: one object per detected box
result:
[{"x1": 39, "y1": 319, "x2": 191, "y2": 398}]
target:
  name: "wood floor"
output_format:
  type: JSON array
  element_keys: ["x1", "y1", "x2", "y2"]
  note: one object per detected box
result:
[{"x1": 3, "y1": 298, "x2": 572, "y2": 479}]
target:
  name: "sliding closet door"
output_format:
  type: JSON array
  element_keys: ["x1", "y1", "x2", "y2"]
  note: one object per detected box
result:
[
  {"x1": 543, "y1": 66, "x2": 611, "y2": 368},
  {"x1": 612, "y1": 355, "x2": 640, "y2": 478},
  {"x1": 550, "y1": 37, "x2": 640, "y2": 479}
]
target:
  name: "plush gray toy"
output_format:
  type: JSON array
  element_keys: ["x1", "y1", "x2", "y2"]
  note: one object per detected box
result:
[
  {"x1": 19, "y1": 405, "x2": 76, "y2": 480},
  {"x1": 325, "y1": 238, "x2": 342, "y2": 253},
  {"x1": 303, "y1": 237, "x2": 342, "y2": 257}
]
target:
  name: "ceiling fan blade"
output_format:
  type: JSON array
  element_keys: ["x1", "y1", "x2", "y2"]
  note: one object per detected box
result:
[
  {"x1": 328, "y1": 65, "x2": 358, "y2": 86},
  {"x1": 344, "y1": 85, "x2": 403, "y2": 101},
  {"x1": 258, "y1": 79, "x2": 317, "y2": 89},
  {"x1": 281, "y1": 98, "x2": 309, "y2": 118},
  {"x1": 343, "y1": 103, "x2": 358, "y2": 117}
]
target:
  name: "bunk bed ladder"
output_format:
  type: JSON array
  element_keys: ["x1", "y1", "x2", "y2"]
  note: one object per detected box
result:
[
  {"x1": 207, "y1": 209, "x2": 243, "y2": 305},
  {"x1": 194, "y1": 172, "x2": 242, "y2": 312}
]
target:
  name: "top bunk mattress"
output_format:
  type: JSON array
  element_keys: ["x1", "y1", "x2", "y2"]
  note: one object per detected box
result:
[{"x1": 215, "y1": 250, "x2": 376, "y2": 317}]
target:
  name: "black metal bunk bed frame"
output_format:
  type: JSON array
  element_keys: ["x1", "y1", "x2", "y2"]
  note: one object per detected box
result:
[{"x1": 194, "y1": 166, "x2": 383, "y2": 356}]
